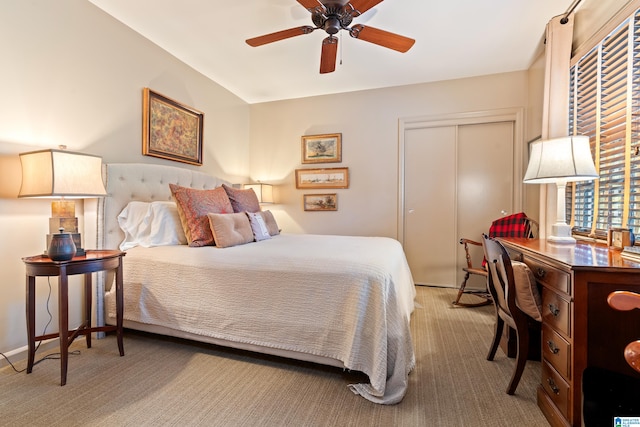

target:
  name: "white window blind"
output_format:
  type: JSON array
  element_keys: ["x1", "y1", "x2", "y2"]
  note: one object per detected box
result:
[{"x1": 567, "y1": 8, "x2": 640, "y2": 238}]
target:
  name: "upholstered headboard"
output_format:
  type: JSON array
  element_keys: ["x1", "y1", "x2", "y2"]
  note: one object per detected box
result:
[
  {"x1": 97, "y1": 163, "x2": 229, "y2": 251},
  {"x1": 92, "y1": 163, "x2": 229, "y2": 331}
]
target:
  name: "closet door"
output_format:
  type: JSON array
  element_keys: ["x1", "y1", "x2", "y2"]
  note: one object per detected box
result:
[
  {"x1": 403, "y1": 121, "x2": 514, "y2": 287},
  {"x1": 403, "y1": 126, "x2": 457, "y2": 287},
  {"x1": 455, "y1": 122, "x2": 514, "y2": 288}
]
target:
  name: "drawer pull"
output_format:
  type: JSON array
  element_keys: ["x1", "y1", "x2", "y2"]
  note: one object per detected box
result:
[
  {"x1": 547, "y1": 340, "x2": 560, "y2": 354},
  {"x1": 548, "y1": 303, "x2": 560, "y2": 317},
  {"x1": 536, "y1": 268, "x2": 546, "y2": 278},
  {"x1": 547, "y1": 377, "x2": 560, "y2": 395}
]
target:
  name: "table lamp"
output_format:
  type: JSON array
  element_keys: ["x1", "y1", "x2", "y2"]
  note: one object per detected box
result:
[
  {"x1": 523, "y1": 135, "x2": 598, "y2": 243},
  {"x1": 18, "y1": 148, "x2": 107, "y2": 256},
  {"x1": 244, "y1": 182, "x2": 274, "y2": 204}
]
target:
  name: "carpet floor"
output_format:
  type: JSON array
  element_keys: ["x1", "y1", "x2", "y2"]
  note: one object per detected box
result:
[{"x1": 0, "y1": 286, "x2": 547, "y2": 426}]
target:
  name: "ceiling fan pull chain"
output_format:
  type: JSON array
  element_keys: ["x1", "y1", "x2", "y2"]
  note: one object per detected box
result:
[{"x1": 340, "y1": 31, "x2": 343, "y2": 65}]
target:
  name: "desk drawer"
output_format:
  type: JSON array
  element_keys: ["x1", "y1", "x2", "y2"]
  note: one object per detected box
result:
[
  {"x1": 526, "y1": 257, "x2": 570, "y2": 295},
  {"x1": 541, "y1": 361, "x2": 570, "y2": 420},
  {"x1": 542, "y1": 324, "x2": 571, "y2": 379},
  {"x1": 542, "y1": 289, "x2": 571, "y2": 337}
]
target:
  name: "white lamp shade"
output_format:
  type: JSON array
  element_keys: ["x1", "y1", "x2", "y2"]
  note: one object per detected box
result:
[
  {"x1": 244, "y1": 183, "x2": 273, "y2": 204},
  {"x1": 523, "y1": 136, "x2": 598, "y2": 184},
  {"x1": 18, "y1": 149, "x2": 107, "y2": 198}
]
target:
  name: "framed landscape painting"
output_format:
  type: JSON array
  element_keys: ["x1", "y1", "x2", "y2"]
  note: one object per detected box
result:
[
  {"x1": 301, "y1": 133, "x2": 342, "y2": 164},
  {"x1": 304, "y1": 194, "x2": 337, "y2": 211},
  {"x1": 142, "y1": 88, "x2": 204, "y2": 165},
  {"x1": 295, "y1": 167, "x2": 349, "y2": 189}
]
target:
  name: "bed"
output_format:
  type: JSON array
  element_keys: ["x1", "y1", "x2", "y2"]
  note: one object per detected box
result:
[{"x1": 93, "y1": 163, "x2": 416, "y2": 404}]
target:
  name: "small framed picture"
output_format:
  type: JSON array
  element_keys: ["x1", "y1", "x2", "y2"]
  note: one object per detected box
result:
[
  {"x1": 304, "y1": 194, "x2": 337, "y2": 211},
  {"x1": 295, "y1": 167, "x2": 349, "y2": 189},
  {"x1": 301, "y1": 133, "x2": 342, "y2": 164}
]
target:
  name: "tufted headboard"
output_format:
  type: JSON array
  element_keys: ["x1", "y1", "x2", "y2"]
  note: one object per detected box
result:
[
  {"x1": 97, "y1": 163, "x2": 229, "y2": 251},
  {"x1": 92, "y1": 163, "x2": 229, "y2": 331}
]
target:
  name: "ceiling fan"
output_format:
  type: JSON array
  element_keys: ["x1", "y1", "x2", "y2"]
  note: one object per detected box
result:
[{"x1": 246, "y1": 0, "x2": 415, "y2": 74}]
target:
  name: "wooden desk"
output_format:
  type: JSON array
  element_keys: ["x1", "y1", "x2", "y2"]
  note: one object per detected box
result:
[
  {"x1": 22, "y1": 250, "x2": 125, "y2": 385},
  {"x1": 500, "y1": 238, "x2": 640, "y2": 427}
]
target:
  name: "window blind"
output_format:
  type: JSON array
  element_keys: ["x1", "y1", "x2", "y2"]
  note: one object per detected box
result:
[{"x1": 568, "y1": 8, "x2": 640, "y2": 239}]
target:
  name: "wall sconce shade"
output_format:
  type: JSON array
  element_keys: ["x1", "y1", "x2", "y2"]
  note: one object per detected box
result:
[
  {"x1": 18, "y1": 149, "x2": 107, "y2": 198},
  {"x1": 244, "y1": 183, "x2": 274, "y2": 204},
  {"x1": 523, "y1": 136, "x2": 598, "y2": 243}
]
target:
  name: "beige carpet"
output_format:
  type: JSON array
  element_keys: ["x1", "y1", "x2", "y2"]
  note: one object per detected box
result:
[{"x1": 0, "y1": 286, "x2": 547, "y2": 426}]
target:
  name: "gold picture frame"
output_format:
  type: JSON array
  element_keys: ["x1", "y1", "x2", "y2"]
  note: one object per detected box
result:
[
  {"x1": 304, "y1": 194, "x2": 337, "y2": 211},
  {"x1": 142, "y1": 88, "x2": 204, "y2": 165},
  {"x1": 295, "y1": 167, "x2": 349, "y2": 189},
  {"x1": 301, "y1": 133, "x2": 342, "y2": 164}
]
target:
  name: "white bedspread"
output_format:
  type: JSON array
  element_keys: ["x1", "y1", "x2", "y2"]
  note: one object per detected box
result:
[{"x1": 105, "y1": 233, "x2": 416, "y2": 404}]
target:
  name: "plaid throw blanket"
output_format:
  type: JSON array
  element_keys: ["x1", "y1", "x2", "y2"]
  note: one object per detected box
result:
[
  {"x1": 481, "y1": 212, "x2": 531, "y2": 268},
  {"x1": 488, "y1": 212, "x2": 530, "y2": 238}
]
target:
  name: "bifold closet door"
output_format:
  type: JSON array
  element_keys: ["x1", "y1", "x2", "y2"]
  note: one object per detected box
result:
[{"x1": 403, "y1": 121, "x2": 514, "y2": 288}]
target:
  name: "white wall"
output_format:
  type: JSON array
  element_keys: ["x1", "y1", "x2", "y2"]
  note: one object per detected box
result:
[
  {"x1": 0, "y1": 0, "x2": 250, "y2": 358},
  {"x1": 250, "y1": 71, "x2": 536, "y2": 237}
]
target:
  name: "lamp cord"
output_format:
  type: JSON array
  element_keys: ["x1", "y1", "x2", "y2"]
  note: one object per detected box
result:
[{"x1": 0, "y1": 277, "x2": 80, "y2": 373}]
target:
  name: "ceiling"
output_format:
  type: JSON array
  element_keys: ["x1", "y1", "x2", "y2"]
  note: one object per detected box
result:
[{"x1": 88, "y1": 0, "x2": 576, "y2": 104}]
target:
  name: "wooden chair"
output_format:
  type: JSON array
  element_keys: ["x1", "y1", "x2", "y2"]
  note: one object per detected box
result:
[
  {"x1": 607, "y1": 290, "x2": 640, "y2": 373},
  {"x1": 481, "y1": 234, "x2": 542, "y2": 394},
  {"x1": 453, "y1": 213, "x2": 537, "y2": 307}
]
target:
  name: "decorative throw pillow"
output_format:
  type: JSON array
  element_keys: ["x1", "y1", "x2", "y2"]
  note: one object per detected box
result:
[
  {"x1": 207, "y1": 212, "x2": 254, "y2": 248},
  {"x1": 511, "y1": 260, "x2": 543, "y2": 321},
  {"x1": 246, "y1": 212, "x2": 271, "y2": 241},
  {"x1": 259, "y1": 210, "x2": 280, "y2": 236},
  {"x1": 169, "y1": 184, "x2": 234, "y2": 247},
  {"x1": 222, "y1": 184, "x2": 261, "y2": 213}
]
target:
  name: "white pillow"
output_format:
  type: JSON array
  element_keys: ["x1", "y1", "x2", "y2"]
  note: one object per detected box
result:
[{"x1": 117, "y1": 201, "x2": 187, "y2": 250}]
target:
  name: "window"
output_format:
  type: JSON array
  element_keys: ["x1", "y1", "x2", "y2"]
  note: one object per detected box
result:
[{"x1": 567, "y1": 8, "x2": 640, "y2": 239}]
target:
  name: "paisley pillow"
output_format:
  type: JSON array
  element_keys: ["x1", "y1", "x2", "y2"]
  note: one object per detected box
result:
[
  {"x1": 170, "y1": 184, "x2": 233, "y2": 247},
  {"x1": 222, "y1": 184, "x2": 261, "y2": 213}
]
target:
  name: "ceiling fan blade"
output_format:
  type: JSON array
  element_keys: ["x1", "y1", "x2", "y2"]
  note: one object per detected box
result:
[
  {"x1": 320, "y1": 36, "x2": 338, "y2": 74},
  {"x1": 347, "y1": 0, "x2": 383, "y2": 16},
  {"x1": 296, "y1": 0, "x2": 324, "y2": 12},
  {"x1": 349, "y1": 24, "x2": 415, "y2": 53},
  {"x1": 246, "y1": 26, "x2": 315, "y2": 47}
]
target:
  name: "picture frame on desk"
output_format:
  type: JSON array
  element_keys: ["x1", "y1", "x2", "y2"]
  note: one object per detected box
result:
[{"x1": 608, "y1": 228, "x2": 633, "y2": 250}]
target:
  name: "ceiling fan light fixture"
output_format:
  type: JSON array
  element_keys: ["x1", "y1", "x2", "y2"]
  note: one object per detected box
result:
[{"x1": 324, "y1": 16, "x2": 342, "y2": 34}]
